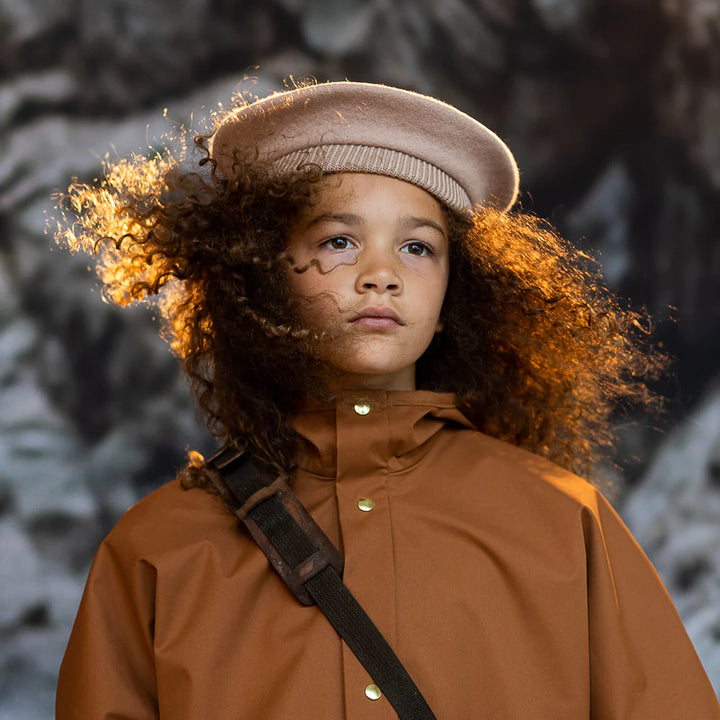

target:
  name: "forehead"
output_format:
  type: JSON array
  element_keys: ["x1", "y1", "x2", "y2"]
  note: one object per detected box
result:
[{"x1": 300, "y1": 172, "x2": 446, "y2": 219}]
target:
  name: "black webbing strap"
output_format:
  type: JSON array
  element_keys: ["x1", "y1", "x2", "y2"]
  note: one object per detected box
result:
[{"x1": 208, "y1": 447, "x2": 437, "y2": 720}]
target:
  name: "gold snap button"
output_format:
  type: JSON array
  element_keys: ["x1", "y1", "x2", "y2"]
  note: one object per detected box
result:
[
  {"x1": 365, "y1": 683, "x2": 382, "y2": 700},
  {"x1": 357, "y1": 497, "x2": 374, "y2": 512},
  {"x1": 353, "y1": 402, "x2": 371, "y2": 416}
]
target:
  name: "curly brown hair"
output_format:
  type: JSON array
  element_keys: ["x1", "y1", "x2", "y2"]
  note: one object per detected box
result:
[{"x1": 52, "y1": 127, "x2": 664, "y2": 482}]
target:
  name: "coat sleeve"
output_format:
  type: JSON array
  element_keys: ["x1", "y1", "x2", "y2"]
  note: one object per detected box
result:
[
  {"x1": 56, "y1": 534, "x2": 159, "y2": 720},
  {"x1": 584, "y1": 493, "x2": 720, "y2": 718}
]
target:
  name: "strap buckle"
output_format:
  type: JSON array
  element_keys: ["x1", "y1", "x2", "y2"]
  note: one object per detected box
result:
[
  {"x1": 208, "y1": 447, "x2": 344, "y2": 606},
  {"x1": 242, "y1": 482, "x2": 345, "y2": 605}
]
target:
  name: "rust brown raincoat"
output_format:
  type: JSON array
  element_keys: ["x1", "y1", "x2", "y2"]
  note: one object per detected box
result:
[{"x1": 56, "y1": 391, "x2": 720, "y2": 719}]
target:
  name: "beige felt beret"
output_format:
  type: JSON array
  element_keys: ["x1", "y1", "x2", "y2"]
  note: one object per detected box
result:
[{"x1": 210, "y1": 81, "x2": 519, "y2": 212}]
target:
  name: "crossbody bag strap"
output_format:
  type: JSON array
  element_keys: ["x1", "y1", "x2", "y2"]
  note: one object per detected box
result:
[{"x1": 207, "y1": 446, "x2": 438, "y2": 720}]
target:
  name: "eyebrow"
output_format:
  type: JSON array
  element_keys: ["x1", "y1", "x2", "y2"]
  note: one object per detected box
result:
[
  {"x1": 304, "y1": 213, "x2": 447, "y2": 238},
  {"x1": 305, "y1": 213, "x2": 362, "y2": 228},
  {"x1": 400, "y1": 215, "x2": 447, "y2": 238}
]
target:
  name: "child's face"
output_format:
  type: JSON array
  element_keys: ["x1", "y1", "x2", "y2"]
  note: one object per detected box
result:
[{"x1": 286, "y1": 173, "x2": 449, "y2": 391}]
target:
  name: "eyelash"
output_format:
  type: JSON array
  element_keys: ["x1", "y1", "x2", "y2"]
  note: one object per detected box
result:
[
  {"x1": 401, "y1": 241, "x2": 434, "y2": 257},
  {"x1": 319, "y1": 236, "x2": 434, "y2": 257},
  {"x1": 320, "y1": 235, "x2": 355, "y2": 251}
]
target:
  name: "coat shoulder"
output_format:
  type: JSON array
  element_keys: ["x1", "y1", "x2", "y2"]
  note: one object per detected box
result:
[
  {"x1": 440, "y1": 425, "x2": 607, "y2": 516},
  {"x1": 103, "y1": 479, "x2": 236, "y2": 560}
]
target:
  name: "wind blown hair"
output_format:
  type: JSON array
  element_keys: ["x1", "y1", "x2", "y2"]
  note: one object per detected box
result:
[
  {"x1": 53, "y1": 122, "x2": 664, "y2": 481},
  {"x1": 418, "y1": 210, "x2": 664, "y2": 474}
]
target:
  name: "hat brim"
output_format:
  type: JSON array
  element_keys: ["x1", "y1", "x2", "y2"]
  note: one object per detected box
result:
[{"x1": 209, "y1": 81, "x2": 519, "y2": 212}]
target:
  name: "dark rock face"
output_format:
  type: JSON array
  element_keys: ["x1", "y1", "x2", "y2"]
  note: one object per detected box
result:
[{"x1": 2, "y1": 0, "x2": 720, "y2": 715}]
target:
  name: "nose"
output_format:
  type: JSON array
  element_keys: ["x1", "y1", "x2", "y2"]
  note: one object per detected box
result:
[{"x1": 355, "y1": 247, "x2": 403, "y2": 295}]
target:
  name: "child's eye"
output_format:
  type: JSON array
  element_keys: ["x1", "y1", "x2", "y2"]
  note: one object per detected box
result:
[
  {"x1": 321, "y1": 236, "x2": 353, "y2": 251},
  {"x1": 401, "y1": 241, "x2": 433, "y2": 257}
]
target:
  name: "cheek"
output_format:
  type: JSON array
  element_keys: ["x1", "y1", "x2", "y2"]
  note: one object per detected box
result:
[
  {"x1": 288, "y1": 263, "x2": 329, "y2": 304},
  {"x1": 288, "y1": 272, "x2": 313, "y2": 301},
  {"x1": 289, "y1": 261, "x2": 351, "y2": 305},
  {"x1": 431, "y1": 265, "x2": 450, "y2": 331},
  {"x1": 288, "y1": 272, "x2": 343, "y2": 331}
]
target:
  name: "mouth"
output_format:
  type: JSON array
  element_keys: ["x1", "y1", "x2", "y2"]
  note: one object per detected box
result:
[{"x1": 350, "y1": 306, "x2": 403, "y2": 329}]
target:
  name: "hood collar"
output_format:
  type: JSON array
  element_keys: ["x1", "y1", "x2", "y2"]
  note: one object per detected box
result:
[{"x1": 292, "y1": 390, "x2": 475, "y2": 479}]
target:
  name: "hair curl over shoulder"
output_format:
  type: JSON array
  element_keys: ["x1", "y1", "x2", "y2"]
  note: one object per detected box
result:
[
  {"x1": 54, "y1": 138, "x2": 331, "y2": 473},
  {"x1": 419, "y1": 208, "x2": 664, "y2": 474},
  {"x1": 53, "y1": 123, "x2": 664, "y2": 480}
]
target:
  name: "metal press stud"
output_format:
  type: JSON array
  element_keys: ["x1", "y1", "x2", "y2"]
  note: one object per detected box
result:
[
  {"x1": 365, "y1": 683, "x2": 382, "y2": 700},
  {"x1": 353, "y1": 402, "x2": 371, "y2": 415},
  {"x1": 357, "y1": 498, "x2": 375, "y2": 512}
]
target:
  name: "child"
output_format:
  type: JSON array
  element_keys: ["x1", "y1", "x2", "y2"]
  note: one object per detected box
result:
[{"x1": 54, "y1": 81, "x2": 720, "y2": 718}]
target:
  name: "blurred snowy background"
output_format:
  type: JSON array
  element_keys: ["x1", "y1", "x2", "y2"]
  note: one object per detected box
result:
[{"x1": 1, "y1": 0, "x2": 720, "y2": 716}]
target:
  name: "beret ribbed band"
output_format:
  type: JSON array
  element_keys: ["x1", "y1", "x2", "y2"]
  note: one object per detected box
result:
[
  {"x1": 273, "y1": 144, "x2": 471, "y2": 211},
  {"x1": 210, "y1": 81, "x2": 519, "y2": 212}
]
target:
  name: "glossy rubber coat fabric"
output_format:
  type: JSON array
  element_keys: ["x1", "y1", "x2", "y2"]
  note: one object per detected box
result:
[{"x1": 56, "y1": 391, "x2": 720, "y2": 719}]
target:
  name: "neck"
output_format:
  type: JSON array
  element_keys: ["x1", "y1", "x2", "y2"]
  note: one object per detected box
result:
[{"x1": 326, "y1": 368, "x2": 417, "y2": 392}]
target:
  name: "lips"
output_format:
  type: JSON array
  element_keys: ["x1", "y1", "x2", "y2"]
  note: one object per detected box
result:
[{"x1": 351, "y1": 306, "x2": 403, "y2": 329}]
